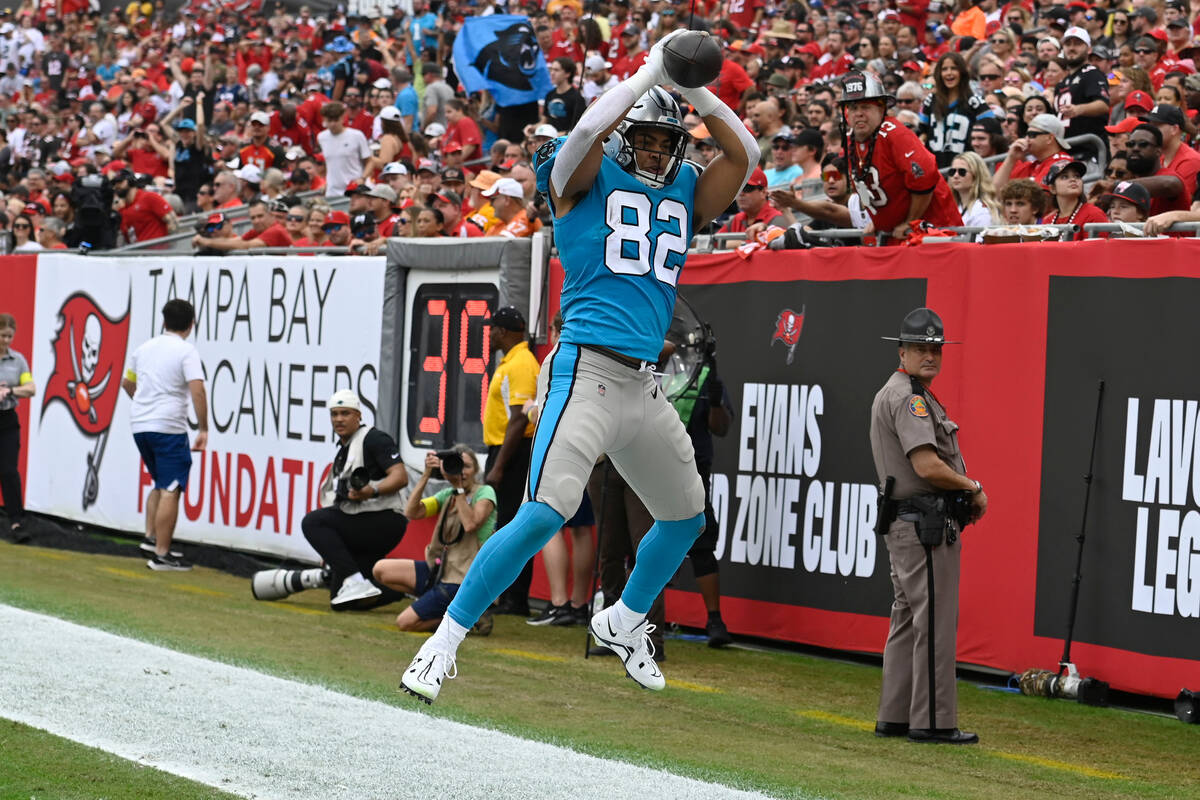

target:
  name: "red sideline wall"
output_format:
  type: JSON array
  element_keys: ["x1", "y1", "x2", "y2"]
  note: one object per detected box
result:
[
  {"x1": 3, "y1": 256, "x2": 40, "y2": 494},
  {"x1": 537, "y1": 239, "x2": 1200, "y2": 699}
]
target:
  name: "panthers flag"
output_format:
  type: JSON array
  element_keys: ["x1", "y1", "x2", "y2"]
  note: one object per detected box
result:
[{"x1": 452, "y1": 15, "x2": 552, "y2": 107}]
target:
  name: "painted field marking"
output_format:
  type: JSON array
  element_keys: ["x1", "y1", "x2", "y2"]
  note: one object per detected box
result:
[
  {"x1": 794, "y1": 709, "x2": 873, "y2": 732},
  {"x1": 99, "y1": 567, "x2": 150, "y2": 580},
  {"x1": 264, "y1": 602, "x2": 330, "y2": 617},
  {"x1": 18, "y1": 548, "x2": 72, "y2": 561},
  {"x1": 795, "y1": 709, "x2": 1124, "y2": 780},
  {"x1": 494, "y1": 647, "x2": 570, "y2": 663},
  {"x1": 0, "y1": 604, "x2": 783, "y2": 800},
  {"x1": 171, "y1": 585, "x2": 231, "y2": 599},
  {"x1": 991, "y1": 751, "x2": 1123, "y2": 780},
  {"x1": 667, "y1": 679, "x2": 723, "y2": 695}
]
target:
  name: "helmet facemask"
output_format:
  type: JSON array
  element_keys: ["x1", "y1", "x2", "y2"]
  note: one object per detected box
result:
[{"x1": 604, "y1": 86, "x2": 689, "y2": 190}]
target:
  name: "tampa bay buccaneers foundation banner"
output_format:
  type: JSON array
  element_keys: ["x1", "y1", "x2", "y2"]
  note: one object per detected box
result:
[
  {"x1": 591, "y1": 239, "x2": 1200, "y2": 700},
  {"x1": 24, "y1": 254, "x2": 386, "y2": 561}
]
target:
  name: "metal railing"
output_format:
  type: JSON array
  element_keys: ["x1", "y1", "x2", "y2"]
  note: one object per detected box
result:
[
  {"x1": 109, "y1": 193, "x2": 351, "y2": 254},
  {"x1": 1082, "y1": 221, "x2": 1200, "y2": 238}
]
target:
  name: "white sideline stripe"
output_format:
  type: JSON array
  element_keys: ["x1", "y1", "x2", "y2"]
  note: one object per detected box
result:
[{"x1": 0, "y1": 605, "x2": 782, "y2": 800}]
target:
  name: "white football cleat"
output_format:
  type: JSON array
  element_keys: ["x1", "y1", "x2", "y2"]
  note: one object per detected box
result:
[
  {"x1": 589, "y1": 606, "x2": 665, "y2": 691},
  {"x1": 400, "y1": 639, "x2": 458, "y2": 704}
]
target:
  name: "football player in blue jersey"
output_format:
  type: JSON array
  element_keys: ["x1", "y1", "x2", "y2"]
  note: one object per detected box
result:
[{"x1": 400, "y1": 29, "x2": 759, "y2": 704}]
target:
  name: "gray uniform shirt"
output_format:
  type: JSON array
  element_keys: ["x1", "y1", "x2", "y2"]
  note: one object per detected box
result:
[
  {"x1": 0, "y1": 349, "x2": 30, "y2": 413},
  {"x1": 869, "y1": 369, "x2": 965, "y2": 500}
]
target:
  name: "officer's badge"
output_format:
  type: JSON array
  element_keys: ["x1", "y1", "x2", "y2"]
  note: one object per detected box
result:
[{"x1": 909, "y1": 395, "x2": 929, "y2": 418}]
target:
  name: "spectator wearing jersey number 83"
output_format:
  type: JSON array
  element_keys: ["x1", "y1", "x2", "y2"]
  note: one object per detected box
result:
[{"x1": 837, "y1": 71, "x2": 962, "y2": 242}]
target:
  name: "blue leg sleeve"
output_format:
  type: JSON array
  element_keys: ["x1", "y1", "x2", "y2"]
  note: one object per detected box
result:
[
  {"x1": 621, "y1": 512, "x2": 706, "y2": 614},
  {"x1": 446, "y1": 501, "x2": 566, "y2": 628}
]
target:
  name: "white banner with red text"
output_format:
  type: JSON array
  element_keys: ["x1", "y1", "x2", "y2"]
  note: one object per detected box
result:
[{"x1": 23, "y1": 254, "x2": 386, "y2": 561}]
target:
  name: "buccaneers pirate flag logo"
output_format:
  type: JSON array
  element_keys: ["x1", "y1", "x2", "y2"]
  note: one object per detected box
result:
[
  {"x1": 41, "y1": 292, "x2": 131, "y2": 510},
  {"x1": 772, "y1": 306, "x2": 805, "y2": 365}
]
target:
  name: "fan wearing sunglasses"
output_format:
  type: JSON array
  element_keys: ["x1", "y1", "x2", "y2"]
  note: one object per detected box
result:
[{"x1": 946, "y1": 153, "x2": 1001, "y2": 228}]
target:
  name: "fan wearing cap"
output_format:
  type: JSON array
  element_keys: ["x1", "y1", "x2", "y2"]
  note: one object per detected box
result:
[
  {"x1": 113, "y1": 170, "x2": 178, "y2": 244},
  {"x1": 240, "y1": 110, "x2": 286, "y2": 172},
  {"x1": 361, "y1": 106, "x2": 411, "y2": 182},
  {"x1": 318, "y1": 210, "x2": 354, "y2": 247},
  {"x1": 465, "y1": 169, "x2": 501, "y2": 232},
  {"x1": 160, "y1": 101, "x2": 212, "y2": 210},
  {"x1": 1040, "y1": 160, "x2": 1107, "y2": 235},
  {"x1": 1103, "y1": 179, "x2": 1152, "y2": 224},
  {"x1": 361, "y1": 184, "x2": 399, "y2": 236},
  {"x1": 302, "y1": 389, "x2": 410, "y2": 610},
  {"x1": 481, "y1": 177, "x2": 540, "y2": 238},
  {"x1": 838, "y1": 71, "x2": 962, "y2": 240},
  {"x1": 1144, "y1": 103, "x2": 1200, "y2": 202},
  {"x1": 718, "y1": 166, "x2": 786, "y2": 232},
  {"x1": 399, "y1": 30, "x2": 759, "y2": 705},
  {"x1": 583, "y1": 54, "x2": 619, "y2": 104},
  {"x1": 994, "y1": 113, "x2": 1074, "y2": 190},
  {"x1": 610, "y1": 25, "x2": 648, "y2": 81},
  {"x1": 870, "y1": 308, "x2": 986, "y2": 746},
  {"x1": 1054, "y1": 27, "x2": 1111, "y2": 154},
  {"x1": 192, "y1": 199, "x2": 293, "y2": 252},
  {"x1": 433, "y1": 189, "x2": 483, "y2": 237}
]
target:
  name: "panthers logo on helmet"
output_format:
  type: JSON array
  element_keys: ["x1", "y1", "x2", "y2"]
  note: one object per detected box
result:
[{"x1": 534, "y1": 136, "x2": 566, "y2": 198}]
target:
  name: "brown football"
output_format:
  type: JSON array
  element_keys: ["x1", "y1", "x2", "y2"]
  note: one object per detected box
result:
[{"x1": 662, "y1": 31, "x2": 723, "y2": 89}]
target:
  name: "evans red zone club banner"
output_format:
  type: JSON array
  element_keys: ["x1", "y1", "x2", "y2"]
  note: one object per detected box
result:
[{"x1": 648, "y1": 239, "x2": 1200, "y2": 699}]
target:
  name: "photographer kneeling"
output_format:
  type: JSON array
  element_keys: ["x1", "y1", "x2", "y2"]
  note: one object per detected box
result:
[
  {"x1": 373, "y1": 446, "x2": 496, "y2": 632},
  {"x1": 300, "y1": 390, "x2": 409, "y2": 609}
]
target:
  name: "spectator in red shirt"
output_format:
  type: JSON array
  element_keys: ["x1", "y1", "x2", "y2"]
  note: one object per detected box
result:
[
  {"x1": 365, "y1": 184, "x2": 399, "y2": 235},
  {"x1": 1145, "y1": 103, "x2": 1200, "y2": 200},
  {"x1": 994, "y1": 113, "x2": 1074, "y2": 190},
  {"x1": 1126, "y1": 123, "x2": 1191, "y2": 215},
  {"x1": 711, "y1": 47, "x2": 754, "y2": 112},
  {"x1": 718, "y1": 167, "x2": 786, "y2": 232},
  {"x1": 443, "y1": 98, "x2": 483, "y2": 163},
  {"x1": 727, "y1": 0, "x2": 765, "y2": 36},
  {"x1": 610, "y1": 26, "x2": 648, "y2": 80},
  {"x1": 1040, "y1": 160, "x2": 1108, "y2": 236},
  {"x1": 113, "y1": 171, "x2": 178, "y2": 245},
  {"x1": 433, "y1": 189, "x2": 484, "y2": 237},
  {"x1": 271, "y1": 103, "x2": 314, "y2": 155},
  {"x1": 193, "y1": 200, "x2": 293, "y2": 252},
  {"x1": 342, "y1": 86, "x2": 375, "y2": 140},
  {"x1": 112, "y1": 125, "x2": 171, "y2": 178}
]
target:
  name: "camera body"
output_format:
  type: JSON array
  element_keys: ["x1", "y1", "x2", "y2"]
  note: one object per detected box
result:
[
  {"x1": 334, "y1": 466, "x2": 371, "y2": 501},
  {"x1": 430, "y1": 449, "x2": 464, "y2": 480}
]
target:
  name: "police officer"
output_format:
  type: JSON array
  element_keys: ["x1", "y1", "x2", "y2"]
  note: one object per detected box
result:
[{"x1": 869, "y1": 308, "x2": 987, "y2": 745}]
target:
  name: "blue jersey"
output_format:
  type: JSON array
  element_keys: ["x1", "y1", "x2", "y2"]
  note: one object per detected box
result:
[{"x1": 538, "y1": 140, "x2": 699, "y2": 362}]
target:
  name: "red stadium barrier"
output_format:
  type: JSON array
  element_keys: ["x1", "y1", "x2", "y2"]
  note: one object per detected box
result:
[
  {"x1": 630, "y1": 238, "x2": 1200, "y2": 699},
  {"x1": 3, "y1": 255, "x2": 40, "y2": 495}
]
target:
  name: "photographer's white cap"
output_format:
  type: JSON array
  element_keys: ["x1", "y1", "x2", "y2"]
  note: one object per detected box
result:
[{"x1": 329, "y1": 389, "x2": 361, "y2": 412}]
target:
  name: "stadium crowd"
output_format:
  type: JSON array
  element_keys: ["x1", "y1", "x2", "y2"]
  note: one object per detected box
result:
[{"x1": 0, "y1": 0, "x2": 1195, "y2": 251}]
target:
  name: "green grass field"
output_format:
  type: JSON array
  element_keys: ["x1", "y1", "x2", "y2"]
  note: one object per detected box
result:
[{"x1": 1, "y1": 537, "x2": 1198, "y2": 800}]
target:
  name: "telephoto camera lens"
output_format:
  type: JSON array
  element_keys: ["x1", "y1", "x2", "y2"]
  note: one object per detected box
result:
[{"x1": 251, "y1": 568, "x2": 327, "y2": 600}]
